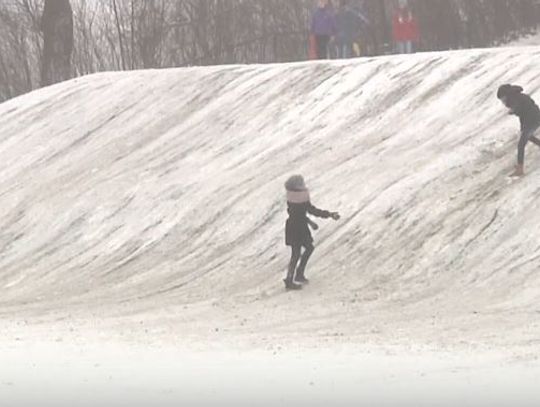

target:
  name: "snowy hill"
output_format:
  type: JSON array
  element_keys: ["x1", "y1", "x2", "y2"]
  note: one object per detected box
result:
[{"x1": 2, "y1": 47, "x2": 540, "y2": 405}]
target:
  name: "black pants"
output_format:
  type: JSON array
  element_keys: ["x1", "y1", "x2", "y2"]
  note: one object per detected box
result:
[
  {"x1": 518, "y1": 127, "x2": 540, "y2": 165},
  {"x1": 287, "y1": 243, "x2": 314, "y2": 281},
  {"x1": 315, "y1": 35, "x2": 330, "y2": 59}
]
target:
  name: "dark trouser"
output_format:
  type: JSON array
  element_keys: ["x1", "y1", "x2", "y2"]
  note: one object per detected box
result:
[
  {"x1": 518, "y1": 127, "x2": 540, "y2": 165},
  {"x1": 286, "y1": 243, "x2": 315, "y2": 282},
  {"x1": 336, "y1": 41, "x2": 354, "y2": 59},
  {"x1": 315, "y1": 35, "x2": 330, "y2": 59}
]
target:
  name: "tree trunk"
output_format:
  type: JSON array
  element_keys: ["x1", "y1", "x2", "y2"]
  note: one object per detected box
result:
[{"x1": 41, "y1": 0, "x2": 74, "y2": 87}]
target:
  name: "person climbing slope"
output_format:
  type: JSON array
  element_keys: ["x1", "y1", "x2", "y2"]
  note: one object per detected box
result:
[
  {"x1": 284, "y1": 175, "x2": 340, "y2": 290},
  {"x1": 497, "y1": 84, "x2": 540, "y2": 177}
]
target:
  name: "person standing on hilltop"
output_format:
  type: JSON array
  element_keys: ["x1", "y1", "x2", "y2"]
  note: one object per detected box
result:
[
  {"x1": 311, "y1": 0, "x2": 337, "y2": 59},
  {"x1": 497, "y1": 84, "x2": 540, "y2": 177},
  {"x1": 335, "y1": 0, "x2": 369, "y2": 59},
  {"x1": 392, "y1": 0, "x2": 419, "y2": 54},
  {"x1": 283, "y1": 175, "x2": 340, "y2": 291}
]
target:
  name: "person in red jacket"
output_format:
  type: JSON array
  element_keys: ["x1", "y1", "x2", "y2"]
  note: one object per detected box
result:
[{"x1": 392, "y1": 0, "x2": 419, "y2": 54}]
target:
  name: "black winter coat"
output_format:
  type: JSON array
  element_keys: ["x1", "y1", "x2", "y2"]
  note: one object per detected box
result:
[
  {"x1": 507, "y1": 92, "x2": 540, "y2": 132},
  {"x1": 285, "y1": 202, "x2": 331, "y2": 247}
]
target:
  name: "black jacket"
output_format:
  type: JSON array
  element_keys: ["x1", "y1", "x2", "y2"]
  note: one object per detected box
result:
[
  {"x1": 285, "y1": 202, "x2": 331, "y2": 247},
  {"x1": 507, "y1": 92, "x2": 540, "y2": 132}
]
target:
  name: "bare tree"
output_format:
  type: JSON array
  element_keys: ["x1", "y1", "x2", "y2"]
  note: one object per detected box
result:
[
  {"x1": 1, "y1": 0, "x2": 540, "y2": 103},
  {"x1": 40, "y1": 0, "x2": 73, "y2": 86}
]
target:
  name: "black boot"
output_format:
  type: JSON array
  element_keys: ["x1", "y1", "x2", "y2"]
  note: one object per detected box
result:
[
  {"x1": 295, "y1": 273, "x2": 309, "y2": 284},
  {"x1": 284, "y1": 278, "x2": 302, "y2": 290},
  {"x1": 295, "y1": 245, "x2": 313, "y2": 284},
  {"x1": 284, "y1": 265, "x2": 302, "y2": 290}
]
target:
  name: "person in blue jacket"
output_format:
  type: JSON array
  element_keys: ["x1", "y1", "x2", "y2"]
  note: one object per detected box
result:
[
  {"x1": 335, "y1": 0, "x2": 369, "y2": 58},
  {"x1": 311, "y1": 0, "x2": 337, "y2": 59}
]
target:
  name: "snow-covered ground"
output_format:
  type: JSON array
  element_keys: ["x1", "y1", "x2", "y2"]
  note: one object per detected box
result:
[
  {"x1": 2, "y1": 47, "x2": 540, "y2": 406},
  {"x1": 507, "y1": 30, "x2": 540, "y2": 47}
]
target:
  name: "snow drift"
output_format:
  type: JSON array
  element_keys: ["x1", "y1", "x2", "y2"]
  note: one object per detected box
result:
[
  {"x1": 4, "y1": 45, "x2": 540, "y2": 407},
  {"x1": 1, "y1": 47, "x2": 540, "y2": 340}
]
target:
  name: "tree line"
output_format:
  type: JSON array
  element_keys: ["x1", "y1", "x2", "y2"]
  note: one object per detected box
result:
[{"x1": 1, "y1": 0, "x2": 539, "y2": 103}]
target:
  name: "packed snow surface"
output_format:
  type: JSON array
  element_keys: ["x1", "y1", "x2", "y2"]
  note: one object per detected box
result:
[{"x1": 2, "y1": 47, "x2": 540, "y2": 406}]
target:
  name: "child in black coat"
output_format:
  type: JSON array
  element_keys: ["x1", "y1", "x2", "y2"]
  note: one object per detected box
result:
[
  {"x1": 284, "y1": 175, "x2": 340, "y2": 290},
  {"x1": 497, "y1": 84, "x2": 540, "y2": 177}
]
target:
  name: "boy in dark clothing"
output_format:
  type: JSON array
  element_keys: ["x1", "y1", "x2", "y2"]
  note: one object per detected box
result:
[
  {"x1": 497, "y1": 84, "x2": 540, "y2": 177},
  {"x1": 335, "y1": 0, "x2": 369, "y2": 59},
  {"x1": 284, "y1": 175, "x2": 340, "y2": 290}
]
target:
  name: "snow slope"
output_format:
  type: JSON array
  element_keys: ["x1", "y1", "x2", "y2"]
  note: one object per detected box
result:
[{"x1": 2, "y1": 47, "x2": 540, "y2": 405}]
